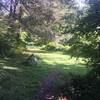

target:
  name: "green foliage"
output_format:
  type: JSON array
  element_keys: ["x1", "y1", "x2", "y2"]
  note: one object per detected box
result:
[
  {"x1": 33, "y1": 38, "x2": 46, "y2": 46},
  {"x1": 67, "y1": 0, "x2": 100, "y2": 78},
  {"x1": 56, "y1": 74, "x2": 100, "y2": 100},
  {"x1": 0, "y1": 20, "x2": 27, "y2": 57},
  {"x1": 0, "y1": 21, "x2": 12, "y2": 57},
  {"x1": 0, "y1": 36, "x2": 12, "y2": 57},
  {"x1": 52, "y1": 23, "x2": 65, "y2": 33},
  {"x1": 67, "y1": 32, "x2": 100, "y2": 64},
  {"x1": 42, "y1": 42, "x2": 65, "y2": 51}
]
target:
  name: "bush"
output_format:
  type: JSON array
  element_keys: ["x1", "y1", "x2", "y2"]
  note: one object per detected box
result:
[
  {"x1": 55, "y1": 74, "x2": 100, "y2": 100},
  {"x1": 0, "y1": 36, "x2": 12, "y2": 57},
  {"x1": 0, "y1": 33, "x2": 26, "y2": 58},
  {"x1": 42, "y1": 42, "x2": 65, "y2": 51}
]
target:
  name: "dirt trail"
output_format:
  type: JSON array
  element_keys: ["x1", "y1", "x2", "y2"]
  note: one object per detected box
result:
[{"x1": 36, "y1": 71, "x2": 59, "y2": 100}]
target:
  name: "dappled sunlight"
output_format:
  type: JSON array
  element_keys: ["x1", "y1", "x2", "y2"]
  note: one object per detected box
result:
[
  {"x1": 63, "y1": 67, "x2": 70, "y2": 70},
  {"x1": 2, "y1": 66, "x2": 21, "y2": 71},
  {"x1": 74, "y1": 0, "x2": 87, "y2": 10},
  {"x1": 25, "y1": 47, "x2": 47, "y2": 54},
  {"x1": 26, "y1": 47, "x2": 85, "y2": 65},
  {"x1": 0, "y1": 62, "x2": 5, "y2": 66},
  {"x1": 62, "y1": 64, "x2": 88, "y2": 75},
  {"x1": 38, "y1": 53, "x2": 85, "y2": 65},
  {"x1": 40, "y1": 59, "x2": 56, "y2": 65},
  {"x1": 25, "y1": 47, "x2": 88, "y2": 75},
  {"x1": 39, "y1": 60, "x2": 87, "y2": 75}
]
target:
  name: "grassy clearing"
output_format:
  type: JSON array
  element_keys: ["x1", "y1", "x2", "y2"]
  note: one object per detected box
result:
[
  {"x1": 26, "y1": 47, "x2": 88, "y2": 75},
  {"x1": 0, "y1": 46, "x2": 89, "y2": 100}
]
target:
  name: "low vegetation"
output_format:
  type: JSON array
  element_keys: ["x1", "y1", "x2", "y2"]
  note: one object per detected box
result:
[{"x1": 0, "y1": 46, "x2": 88, "y2": 100}]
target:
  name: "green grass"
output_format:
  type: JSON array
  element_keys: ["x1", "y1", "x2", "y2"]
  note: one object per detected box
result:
[{"x1": 0, "y1": 46, "x2": 89, "y2": 100}]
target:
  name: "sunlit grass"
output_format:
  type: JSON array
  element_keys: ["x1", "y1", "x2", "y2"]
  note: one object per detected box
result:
[{"x1": 28, "y1": 47, "x2": 87, "y2": 75}]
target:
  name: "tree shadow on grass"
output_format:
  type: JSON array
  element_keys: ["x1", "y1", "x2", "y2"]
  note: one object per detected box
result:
[
  {"x1": 25, "y1": 48, "x2": 63, "y2": 55},
  {"x1": 0, "y1": 53, "x2": 89, "y2": 100},
  {"x1": 39, "y1": 59, "x2": 88, "y2": 75},
  {"x1": 36, "y1": 60, "x2": 100, "y2": 100},
  {"x1": 0, "y1": 55, "x2": 58, "y2": 100},
  {"x1": 35, "y1": 60, "x2": 90, "y2": 100}
]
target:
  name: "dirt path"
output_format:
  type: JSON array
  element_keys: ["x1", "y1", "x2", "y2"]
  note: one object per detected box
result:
[{"x1": 36, "y1": 71, "x2": 59, "y2": 100}]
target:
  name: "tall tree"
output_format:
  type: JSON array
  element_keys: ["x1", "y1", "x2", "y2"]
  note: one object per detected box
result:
[{"x1": 70, "y1": 0, "x2": 100, "y2": 76}]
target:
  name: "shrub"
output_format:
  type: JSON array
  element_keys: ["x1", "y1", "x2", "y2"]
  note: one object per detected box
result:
[
  {"x1": 0, "y1": 36, "x2": 12, "y2": 57},
  {"x1": 42, "y1": 42, "x2": 65, "y2": 51},
  {"x1": 55, "y1": 74, "x2": 100, "y2": 100}
]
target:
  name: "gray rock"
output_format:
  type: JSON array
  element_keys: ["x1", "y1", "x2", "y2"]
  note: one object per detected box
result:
[{"x1": 25, "y1": 54, "x2": 37, "y2": 66}]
